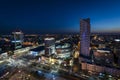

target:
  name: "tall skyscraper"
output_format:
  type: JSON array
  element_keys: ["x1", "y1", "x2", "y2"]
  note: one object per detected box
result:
[
  {"x1": 44, "y1": 37, "x2": 55, "y2": 55},
  {"x1": 12, "y1": 29, "x2": 24, "y2": 49},
  {"x1": 80, "y1": 18, "x2": 90, "y2": 58}
]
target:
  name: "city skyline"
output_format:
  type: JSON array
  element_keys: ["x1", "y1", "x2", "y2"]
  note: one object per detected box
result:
[{"x1": 0, "y1": 0, "x2": 120, "y2": 34}]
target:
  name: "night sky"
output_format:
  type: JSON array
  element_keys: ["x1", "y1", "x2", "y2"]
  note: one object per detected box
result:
[{"x1": 0, "y1": 0, "x2": 120, "y2": 34}]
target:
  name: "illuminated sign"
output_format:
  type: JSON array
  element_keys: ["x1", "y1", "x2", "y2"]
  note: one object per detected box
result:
[
  {"x1": 115, "y1": 39, "x2": 120, "y2": 42},
  {"x1": 12, "y1": 40, "x2": 22, "y2": 43}
]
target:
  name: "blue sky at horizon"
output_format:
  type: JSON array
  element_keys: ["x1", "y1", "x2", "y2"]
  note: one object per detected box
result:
[{"x1": 0, "y1": 0, "x2": 120, "y2": 34}]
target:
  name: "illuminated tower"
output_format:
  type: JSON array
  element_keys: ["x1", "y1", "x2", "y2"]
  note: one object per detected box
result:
[
  {"x1": 80, "y1": 18, "x2": 90, "y2": 58},
  {"x1": 12, "y1": 29, "x2": 24, "y2": 49},
  {"x1": 44, "y1": 37, "x2": 55, "y2": 55}
]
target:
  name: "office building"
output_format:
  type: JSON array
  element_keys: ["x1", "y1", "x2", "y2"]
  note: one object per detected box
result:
[
  {"x1": 12, "y1": 29, "x2": 24, "y2": 49},
  {"x1": 44, "y1": 37, "x2": 55, "y2": 55},
  {"x1": 56, "y1": 43, "x2": 72, "y2": 58},
  {"x1": 80, "y1": 18, "x2": 90, "y2": 57}
]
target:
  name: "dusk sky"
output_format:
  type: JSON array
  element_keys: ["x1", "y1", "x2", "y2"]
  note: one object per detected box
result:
[{"x1": 0, "y1": 0, "x2": 120, "y2": 34}]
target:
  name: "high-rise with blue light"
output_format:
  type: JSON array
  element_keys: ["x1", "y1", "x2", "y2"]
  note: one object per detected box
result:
[
  {"x1": 80, "y1": 18, "x2": 90, "y2": 58},
  {"x1": 12, "y1": 29, "x2": 24, "y2": 49}
]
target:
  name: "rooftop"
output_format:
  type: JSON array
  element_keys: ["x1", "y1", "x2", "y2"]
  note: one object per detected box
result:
[{"x1": 30, "y1": 46, "x2": 44, "y2": 52}]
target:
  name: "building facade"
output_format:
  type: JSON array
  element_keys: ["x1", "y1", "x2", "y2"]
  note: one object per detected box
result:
[
  {"x1": 80, "y1": 18, "x2": 90, "y2": 57},
  {"x1": 44, "y1": 37, "x2": 55, "y2": 55},
  {"x1": 12, "y1": 29, "x2": 24, "y2": 49}
]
